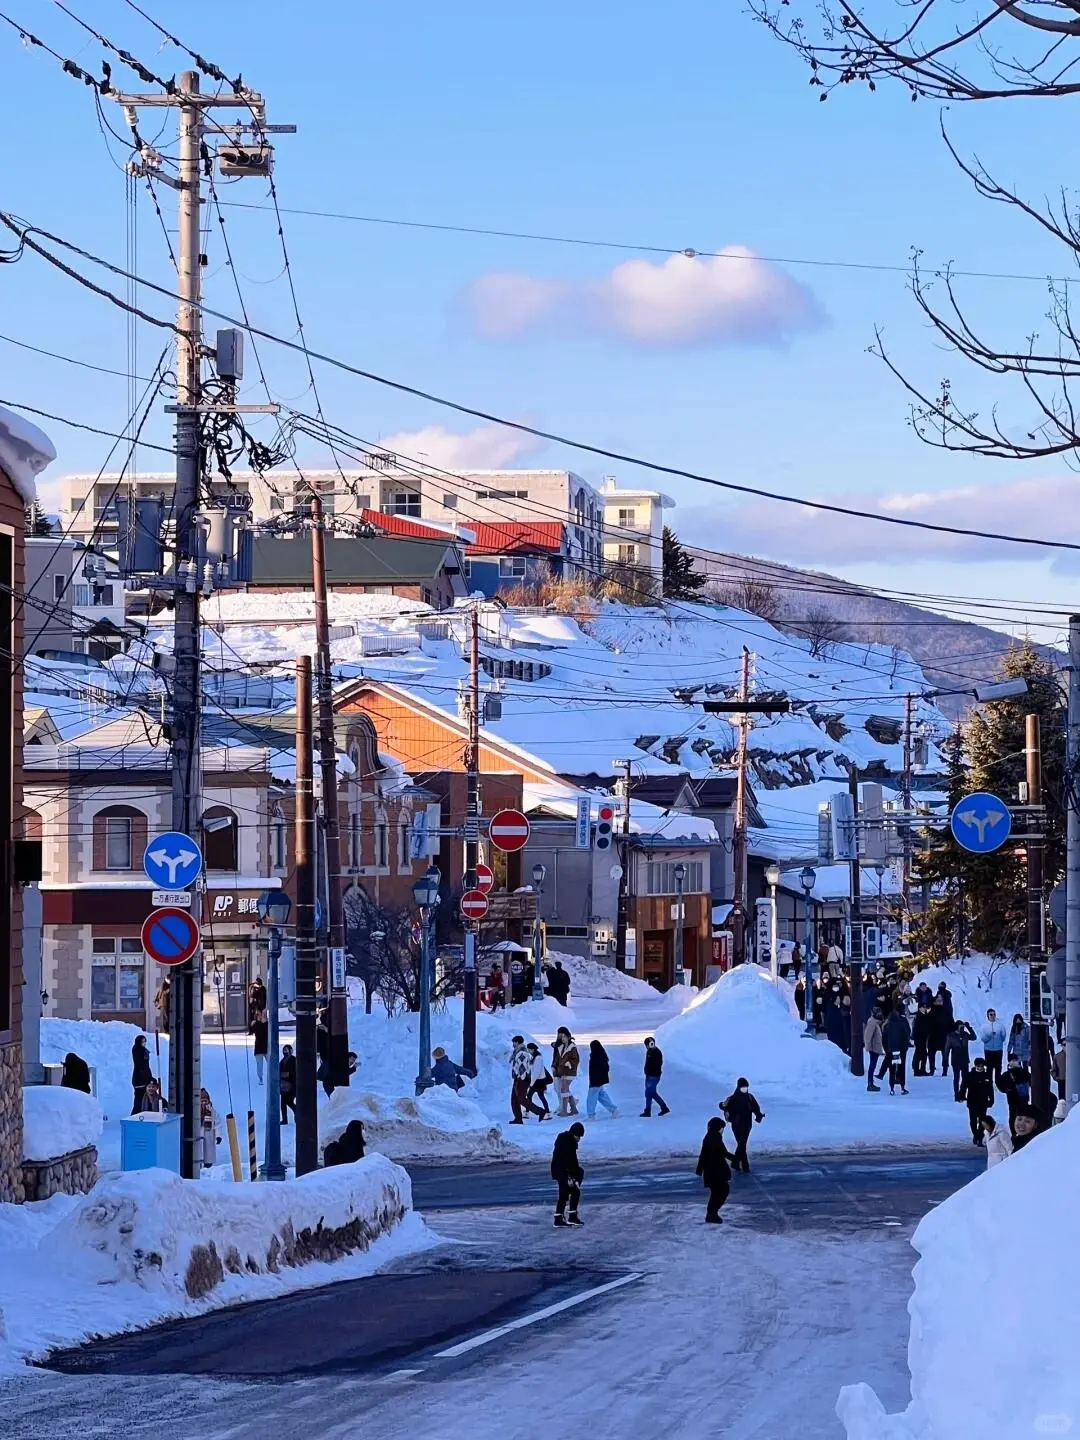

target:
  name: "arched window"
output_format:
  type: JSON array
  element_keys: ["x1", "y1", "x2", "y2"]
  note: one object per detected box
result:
[
  {"x1": 270, "y1": 803, "x2": 286, "y2": 870},
  {"x1": 201, "y1": 804, "x2": 239, "y2": 871},
  {"x1": 374, "y1": 808, "x2": 389, "y2": 869},
  {"x1": 397, "y1": 813, "x2": 411, "y2": 871},
  {"x1": 21, "y1": 808, "x2": 42, "y2": 843},
  {"x1": 93, "y1": 804, "x2": 147, "y2": 872},
  {"x1": 350, "y1": 811, "x2": 361, "y2": 870}
]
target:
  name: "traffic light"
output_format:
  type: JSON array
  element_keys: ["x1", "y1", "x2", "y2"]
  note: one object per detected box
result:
[{"x1": 595, "y1": 803, "x2": 615, "y2": 851}]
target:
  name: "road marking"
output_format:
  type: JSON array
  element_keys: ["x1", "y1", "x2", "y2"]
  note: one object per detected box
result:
[
  {"x1": 434, "y1": 1273, "x2": 645, "y2": 1359},
  {"x1": 382, "y1": 1368, "x2": 425, "y2": 1382}
]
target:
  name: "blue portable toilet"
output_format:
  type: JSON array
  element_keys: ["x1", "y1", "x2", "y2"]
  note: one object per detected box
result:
[{"x1": 120, "y1": 1113, "x2": 182, "y2": 1173}]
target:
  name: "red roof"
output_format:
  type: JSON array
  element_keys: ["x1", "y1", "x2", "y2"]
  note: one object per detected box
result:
[
  {"x1": 465, "y1": 522, "x2": 565, "y2": 557},
  {"x1": 359, "y1": 508, "x2": 454, "y2": 541}
]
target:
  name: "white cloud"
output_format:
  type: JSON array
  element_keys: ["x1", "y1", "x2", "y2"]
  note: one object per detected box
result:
[
  {"x1": 375, "y1": 422, "x2": 542, "y2": 471},
  {"x1": 462, "y1": 247, "x2": 825, "y2": 349},
  {"x1": 678, "y1": 473, "x2": 1080, "y2": 570}
]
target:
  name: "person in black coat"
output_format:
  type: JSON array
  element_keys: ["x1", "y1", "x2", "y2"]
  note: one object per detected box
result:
[
  {"x1": 965, "y1": 1057, "x2": 995, "y2": 1144},
  {"x1": 947, "y1": 1021, "x2": 976, "y2": 1102},
  {"x1": 61, "y1": 1051, "x2": 91, "y2": 1095},
  {"x1": 279, "y1": 1044, "x2": 297, "y2": 1124},
  {"x1": 912, "y1": 1006, "x2": 932, "y2": 1076},
  {"x1": 324, "y1": 1119, "x2": 366, "y2": 1167},
  {"x1": 131, "y1": 1035, "x2": 153, "y2": 1114},
  {"x1": 927, "y1": 997, "x2": 951, "y2": 1076},
  {"x1": 882, "y1": 1009, "x2": 911, "y2": 1094},
  {"x1": 696, "y1": 1117, "x2": 737, "y2": 1224},
  {"x1": 997, "y1": 1056, "x2": 1032, "y2": 1136},
  {"x1": 641, "y1": 1037, "x2": 670, "y2": 1117},
  {"x1": 545, "y1": 960, "x2": 571, "y2": 1007},
  {"x1": 936, "y1": 982, "x2": 954, "y2": 1025},
  {"x1": 721, "y1": 1078, "x2": 764, "y2": 1173},
  {"x1": 551, "y1": 1122, "x2": 585, "y2": 1227}
]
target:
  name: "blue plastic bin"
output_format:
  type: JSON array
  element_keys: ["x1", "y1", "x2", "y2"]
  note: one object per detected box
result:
[{"x1": 120, "y1": 1113, "x2": 181, "y2": 1173}]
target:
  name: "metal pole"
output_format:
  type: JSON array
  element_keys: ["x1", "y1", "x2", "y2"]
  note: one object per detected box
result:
[
  {"x1": 802, "y1": 889, "x2": 816, "y2": 1036},
  {"x1": 462, "y1": 601, "x2": 480, "y2": 1070},
  {"x1": 416, "y1": 904, "x2": 434, "y2": 1094},
  {"x1": 1067, "y1": 615, "x2": 1080, "y2": 1114},
  {"x1": 1027, "y1": 713, "x2": 1052, "y2": 1120},
  {"x1": 309, "y1": 492, "x2": 349, "y2": 1087},
  {"x1": 674, "y1": 874, "x2": 685, "y2": 986},
  {"x1": 262, "y1": 927, "x2": 285, "y2": 1180},
  {"x1": 294, "y1": 656, "x2": 319, "y2": 1174},
  {"x1": 901, "y1": 692, "x2": 913, "y2": 941},
  {"x1": 533, "y1": 901, "x2": 545, "y2": 1001},
  {"x1": 614, "y1": 759, "x2": 632, "y2": 971},
  {"x1": 848, "y1": 771, "x2": 864, "y2": 1075},
  {"x1": 769, "y1": 879, "x2": 778, "y2": 983},
  {"x1": 731, "y1": 648, "x2": 751, "y2": 965},
  {"x1": 168, "y1": 70, "x2": 203, "y2": 1181}
]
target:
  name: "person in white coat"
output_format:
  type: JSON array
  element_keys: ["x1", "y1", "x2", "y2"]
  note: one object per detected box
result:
[
  {"x1": 982, "y1": 1114, "x2": 1013, "y2": 1169},
  {"x1": 199, "y1": 1087, "x2": 221, "y2": 1170}
]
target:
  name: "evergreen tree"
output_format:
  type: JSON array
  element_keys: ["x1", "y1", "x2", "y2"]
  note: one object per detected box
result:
[
  {"x1": 24, "y1": 501, "x2": 52, "y2": 537},
  {"x1": 662, "y1": 526, "x2": 706, "y2": 599},
  {"x1": 911, "y1": 728, "x2": 970, "y2": 963}
]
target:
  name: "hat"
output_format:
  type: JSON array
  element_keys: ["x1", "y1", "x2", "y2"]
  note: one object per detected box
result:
[{"x1": 432, "y1": 1047, "x2": 446, "y2": 1060}]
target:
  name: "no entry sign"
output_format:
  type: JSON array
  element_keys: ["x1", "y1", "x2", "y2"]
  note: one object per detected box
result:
[
  {"x1": 474, "y1": 862, "x2": 495, "y2": 893},
  {"x1": 488, "y1": 808, "x2": 530, "y2": 854},
  {"x1": 142, "y1": 907, "x2": 201, "y2": 967},
  {"x1": 460, "y1": 889, "x2": 490, "y2": 922}
]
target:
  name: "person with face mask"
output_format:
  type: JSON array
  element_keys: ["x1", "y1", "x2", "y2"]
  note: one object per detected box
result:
[{"x1": 721, "y1": 1077, "x2": 765, "y2": 1173}]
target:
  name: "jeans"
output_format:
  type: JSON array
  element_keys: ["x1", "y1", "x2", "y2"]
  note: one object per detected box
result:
[
  {"x1": 528, "y1": 1081, "x2": 551, "y2": 1115},
  {"x1": 984, "y1": 1049, "x2": 1003, "y2": 1086},
  {"x1": 280, "y1": 1092, "x2": 296, "y2": 1124},
  {"x1": 511, "y1": 1078, "x2": 545, "y2": 1122},
  {"x1": 731, "y1": 1125, "x2": 752, "y2": 1172},
  {"x1": 913, "y1": 1041, "x2": 928, "y2": 1076},
  {"x1": 555, "y1": 1177, "x2": 581, "y2": 1217},
  {"x1": 952, "y1": 1058, "x2": 969, "y2": 1101},
  {"x1": 255, "y1": 1053, "x2": 266, "y2": 1085},
  {"x1": 643, "y1": 1075, "x2": 669, "y2": 1116},
  {"x1": 587, "y1": 1085, "x2": 617, "y2": 1118},
  {"x1": 968, "y1": 1104, "x2": 987, "y2": 1141},
  {"x1": 866, "y1": 1052, "x2": 882, "y2": 1084}
]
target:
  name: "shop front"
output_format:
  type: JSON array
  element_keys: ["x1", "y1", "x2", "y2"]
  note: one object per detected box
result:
[{"x1": 201, "y1": 888, "x2": 272, "y2": 1033}]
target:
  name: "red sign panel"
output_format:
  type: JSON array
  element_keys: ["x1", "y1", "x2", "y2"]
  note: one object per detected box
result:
[
  {"x1": 142, "y1": 906, "x2": 201, "y2": 967},
  {"x1": 460, "y1": 889, "x2": 490, "y2": 921},
  {"x1": 488, "y1": 808, "x2": 531, "y2": 854},
  {"x1": 474, "y1": 863, "x2": 495, "y2": 893}
]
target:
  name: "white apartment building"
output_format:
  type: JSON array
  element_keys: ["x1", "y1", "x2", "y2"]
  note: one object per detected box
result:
[{"x1": 601, "y1": 476, "x2": 675, "y2": 587}]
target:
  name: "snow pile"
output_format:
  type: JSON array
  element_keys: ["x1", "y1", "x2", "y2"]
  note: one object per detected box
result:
[
  {"x1": 41, "y1": 1016, "x2": 151, "y2": 1123},
  {"x1": 22, "y1": 1086, "x2": 103, "y2": 1161},
  {"x1": 657, "y1": 964, "x2": 852, "y2": 1094},
  {"x1": 322, "y1": 1086, "x2": 508, "y2": 1160},
  {"x1": 0, "y1": 404, "x2": 55, "y2": 503},
  {"x1": 550, "y1": 950, "x2": 659, "y2": 1002},
  {"x1": 838, "y1": 1113, "x2": 1080, "y2": 1440}
]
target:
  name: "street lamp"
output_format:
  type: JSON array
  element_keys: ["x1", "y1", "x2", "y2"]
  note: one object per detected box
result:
[
  {"x1": 412, "y1": 865, "x2": 441, "y2": 1095},
  {"x1": 673, "y1": 861, "x2": 686, "y2": 988},
  {"x1": 799, "y1": 866, "x2": 816, "y2": 1037},
  {"x1": 531, "y1": 863, "x2": 547, "y2": 1001},
  {"x1": 256, "y1": 888, "x2": 292, "y2": 1181},
  {"x1": 765, "y1": 862, "x2": 782, "y2": 983}
]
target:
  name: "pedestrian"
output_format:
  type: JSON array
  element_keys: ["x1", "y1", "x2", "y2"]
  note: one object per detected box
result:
[
  {"x1": 527, "y1": 1042, "x2": 552, "y2": 1116},
  {"x1": 250, "y1": 1007, "x2": 268, "y2": 1085},
  {"x1": 324, "y1": 1119, "x2": 366, "y2": 1167},
  {"x1": 509, "y1": 1035, "x2": 545, "y2": 1124},
  {"x1": 248, "y1": 974, "x2": 267, "y2": 1020},
  {"x1": 154, "y1": 976, "x2": 171, "y2": 1034},
  {"x1": 915, "y1": 981, "x2": 933, "y2": 1011},
  {"x1": 982, "y1": 1114, "x2": 1013, "y2": 1168},
  {"x1": 912, "y1": 1005, "x2": 932, "y2": 1076},
  {"x1": 279, "y1": 1043, "x2": 297, "y2": 1123},
  {"x1": 812, "y1": 978, "x2": 825, "y2": 1032},
  {"x1": 131, "y1": 1034, "x2": 153, "y2": 1114},
  {"x1": 1007, "y1": 1014, "x2": 1031, "y2": 1066},
  {"x1": 928, "y1": 996, "x2": 951, "y2": 1076},
  {"x1": 882, "y1": 1007, "x2": 911, "y2": 1094},
  {"x1": 551, "y1": 1026, "x2": 580, "y2": 1116},
  {"x1": 696, "y1": 1116, "x2": 736, "y2": 1224},
  {"x1": 550, "y1": 1121, "x2": 585, "y2": 1227},
  {"x1": 791, "y1": 941, "x2": 803, "y2": 980},
  {"x1": 199, "y1": 1087, "x2": 220, "y2": 1169},
  {"x1": 487, "y1": 963, "x2": 506, "y2": 1012},
  {"x1": 997, "y1": 1054, "x2": 1032, "y2": 1137},
  {"x1": 1012, "y1": 1102, "x2": 1043, "y2": 1150},
  {"x1": 965, "y1": 1057, "x2": 995, "y2": 1144},
  {"x1": 545, "y1": 959, "x2": 571, "y2": 1007},
  {"x1": 316, "y1": 1007, "x2": 334, "y2": 1097},
  {"x1": 794, "y1": 976, "x2": 806, "y2": 1021},
  {"x1": 1053, "y1": 1040, "x2": 1067, "y2": 1103},
  {"x1": 432, "y1": 1046, "x2": 467, "y2": 1092},
  {"x1": 947, "y1": 1020, "x2": 977, "y2": 1102},
  {"x1": 138, "y1": 1077, "x2": 167, "y2": 1113},
  {"x1": 863, "y1": 1007, "x2": 884, "y2": 1091},
  {"x1": 60, "y1": 1051, "x2": 91, "y2": 1094},
  {"x1": 935, "y1": 981, "x2": 954, "y2": 1025},
  {"x1": 641, "y1": 1037, "x2": 671, "y2": 1117},
  {"x1": 981, "y1": 1008, "x2": 1006, "y2": 1084},
  {"x1": 721, "y1": 1077, "x2": 764, "y2": 1173},
  {"x1": 586, "y1": 1039, "x2": 618, "y2": 1119}
]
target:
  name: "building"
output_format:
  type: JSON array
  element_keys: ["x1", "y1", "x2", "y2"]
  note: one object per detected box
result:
[
  {"x1": 247, "y1": 534, "x2": 467, "y2": 610},
  {"x1": 24, "y1": 536, "x2": 127, "y2": 659},
  {"x1": 601, "y1": 476, "x2": 675, "y2": 589},
  {"x1": 462, "y1": 522, "x2": 590, "y2": 597},
  {"x1": 1, "y1": 405, "x2": 56, "y2": 1202}
]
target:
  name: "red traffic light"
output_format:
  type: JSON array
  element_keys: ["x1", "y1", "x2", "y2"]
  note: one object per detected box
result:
[{"x1": 598, "y1": 804, "x2": 615, "y2": 823}]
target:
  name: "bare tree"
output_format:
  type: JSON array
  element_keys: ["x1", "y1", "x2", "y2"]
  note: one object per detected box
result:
[
  {"x1": 713, "y1": 577, "x2": 785, "y2": 624},
  {"x1": 791, "y1": 606, "x2": 849, "y2": 658}
]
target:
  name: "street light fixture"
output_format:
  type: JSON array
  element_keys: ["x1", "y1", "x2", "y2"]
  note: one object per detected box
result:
[
  {"x1": 531, "y1": 863, "x2": 547, "y2": 1001},
  {"x1": 412, "y1": 865, "x2": 441, "y2": 1095},
  {"x1": 765, "y1": 862, "x2": 782, "y2": 983},
  {"x1": 672, "y1": 861, "x2": 687, "y2": 989},
  {"x1": 799, "y1": 866, "x2": 816, "y2": 1038},
  {"x1": 256, "y1": 888, "x2": 292, "y2": 1181}
]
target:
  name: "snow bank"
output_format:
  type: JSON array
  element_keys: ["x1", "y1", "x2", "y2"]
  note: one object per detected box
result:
[
  {"x1": 22, "y1": 1086, "x2": 103, "y2": 1161},
  {"x1": 322, "y1": 1087, "x2": 508, "y2": 1160},
  {"x1": 838, "y1": 1112, "x2": 1080, "y2": 1440},
  {"x1": 657, "y1": 964, "x2": 852, "y2": 1094},
  {"x1": 911, "y1": 955, "x2": 1026, "y2": 1032},
  {"x1": 550, "y1": 950, "x2": 658, "y2": 1001},
  {"x1": 41, "y1": 1015, "x2": 150, "y2": 1123}
]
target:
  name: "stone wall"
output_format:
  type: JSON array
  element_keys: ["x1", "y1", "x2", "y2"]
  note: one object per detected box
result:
[
  {"x1": 0, "y1": 1042, "x2": 25, "y2": 1203},
  {"x1": 21, "y1": 1144, "x2": 97, "y2": 1202}
]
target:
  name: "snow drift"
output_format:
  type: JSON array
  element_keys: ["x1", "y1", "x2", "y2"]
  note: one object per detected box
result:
[
  {"x1": 911, "y1": 956, "x2": 1026, "y2": 1035},
  {"x1": 22, "y1": 1086, "x2": 103, "y2": 1161},
  {"x1": 838, "y1": 1113, "x2": 1080, "y2": 1440},
  {"x1": 656, "y1": 964, "x2": 851, "y2": 1094},
  {"x1": 550, "y1": 950, "x2": 659, "y2": 1002},
  {"x1": 322, "y1": 1086, "x2": 508, "y2": 1160}
]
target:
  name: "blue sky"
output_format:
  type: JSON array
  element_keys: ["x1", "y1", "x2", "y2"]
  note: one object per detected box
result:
[{"x1": 3, "y1": 1, "x2": 1077, "y2": 641}]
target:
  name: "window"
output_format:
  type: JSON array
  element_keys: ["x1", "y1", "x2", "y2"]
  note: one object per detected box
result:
[
  {"x1": 544, "y1": 925, "x2": 589, "y2": 938},
  {"x1": 53, "y1": 573, "x2": 67, "y2": 601},
  {"x1": 71, "y1": 638, "x2": 86, "y2": 653},
  {"x1": 442, "y1": 493, "x2": 458, "y2": 510},
  {"x1": 74, "y1": 584, "x2": 90, "y2": 607},
  {"x1": 646, "y1": 861, "x2": 704, "y2": 896},
  {"x1": 201, "y1": 805, "x2": 239, "y2": 870},
  {"x1": 374, "y1": 813, "x2": 389, "y2": 868},
  {"x1": 91, "y1": 583, "x2": 114, "y2": 607},
  {"x1": 617, "y1": 544, "x2": 638, "y2": 565},
  {"x1": 498, "y1": 556, "x2": 527, "y2": 578},
  {"x1": 105, "y1": 815, "x2": 132, "y2": 869},
  {"x1": 618, "y1": 508, "x2": 637, "y2": 530},
  {"x1": 350, "y1": 812, "x2": 361, "y2": 869},
  {"x1": 271, "y1": 804, "x2": 286, "y2": 869},
  {"x1": 475, "y1": 489, "x2": 528, "y2": 500},
  {"x1": 353, "y1": 493, "x2": 371, "y2": 510},
  {"x1": 269, "y1": 495, "x2": 284, "y2": 512},
  {"x1": 398, "y1": 816, "x2": 410, "y2": 871},
  {"x1": 383, "y1": 491, "x2": 421, "y2": 517},
  {"x1": 91, "y1": 937, "x2": 145, "y2": 1014},
  {"x1": 462, "y1": 558, "x2": 472, "y2": 579}
]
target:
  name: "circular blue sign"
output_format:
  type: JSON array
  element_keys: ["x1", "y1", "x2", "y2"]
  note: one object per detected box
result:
[{"x1": 950, "y1": 792, "x2": 1012, "y2": 854}]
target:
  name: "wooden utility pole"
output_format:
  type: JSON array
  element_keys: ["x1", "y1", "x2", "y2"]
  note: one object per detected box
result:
[
  {"x1": 901, "y1": 692, "x2": 914, "y2": 939},
  {"x1": 309, "y1": 492, "x2": 349, "y2": 1087},
  {"x1": 731, "y1": 648, "x2": 751, "y2": 966},
  {"x1": 462, "y1": 600, "x2": 481, "y2": 1072},
  {"x1": 848, "y1": 769, "x2": 864, "y2": 1076},
  {"x1": 294, "y1": 656, "x2": 318, "y2": 1175},
  {"x1": 1026, "y1": 713, "x2": 1052, "y2": 1121},
  {"x1": 613, "y1": 758, "x2": 633, "y2": 972}
]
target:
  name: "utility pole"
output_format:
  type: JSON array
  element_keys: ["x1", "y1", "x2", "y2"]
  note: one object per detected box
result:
[
  {"x1": 613, "y1": 758, "x2": 633, "y2": 972},
  {"x1": 1026, "y1": 713, "x2": 1052, "y2": 1120},
  {"x1": 848, "y1": 769, "x2": 864, "y2": 1075},
  {"x1": 462, "y1": 600, "x2": 481, "y2": 1072},
  {"x1": 310, "y1": 492, "x2": 348, "y2": 1087},
  {"x1": 731, "y1": 648, "x2": 751, "y2": 966},
  {"x1": 1066, "y1": 615, "x2": 1080, "y2": 1114},
  {"x1": 901, "y1": 692, "x2": 914, "y2": 940},
  {"x1": 294, "y1": 656, "x2": 318, "y2": 1175}
]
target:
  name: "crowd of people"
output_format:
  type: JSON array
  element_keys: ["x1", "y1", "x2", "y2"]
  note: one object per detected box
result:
[{"x1": 505, "y1": 1027, "x2": 681, "y2": 1124}]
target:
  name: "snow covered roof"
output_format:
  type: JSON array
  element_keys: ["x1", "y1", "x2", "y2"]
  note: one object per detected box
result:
[
  {"x1": 781, "y1": 863, "x2": 901, "y2": 902},
  {"x1": 524, "y1": 780, "x2": 718, "y2": 844},
  {"x1": 0, "y1": 405, "x2": 55, "y2": 504}
]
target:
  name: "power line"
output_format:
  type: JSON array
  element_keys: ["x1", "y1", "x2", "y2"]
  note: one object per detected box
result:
[
  {"x1": 0, "y1": 396, "x2": 174, "y2": 454},
  {"x1": 0, "y1": 330, "x2": 155, "y2": 380}
]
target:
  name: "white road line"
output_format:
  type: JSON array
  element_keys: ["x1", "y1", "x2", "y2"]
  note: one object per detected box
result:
[
  {"x1": 434, "y1": 1273, "x2": 645, "y2": 1360},
  {"x1": 382, "y1": 1368, "x2": 425, "y2": 1382}
]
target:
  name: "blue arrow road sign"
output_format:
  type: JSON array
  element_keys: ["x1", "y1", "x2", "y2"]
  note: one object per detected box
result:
[
  {"x1": 142, "y1": 832, "x2": 204, "y2": 889},
  {"x1": 950, "y1": 792, "x2": 1012, "y2": 854}
]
